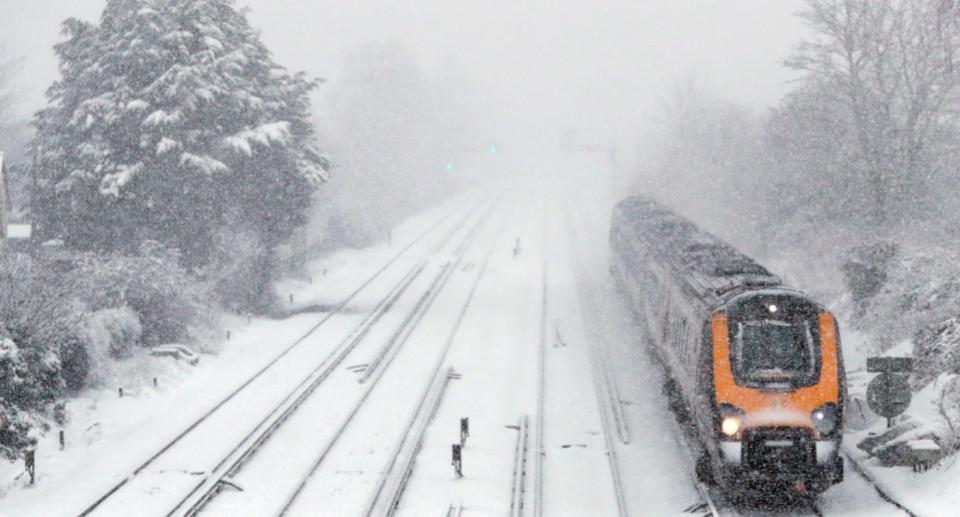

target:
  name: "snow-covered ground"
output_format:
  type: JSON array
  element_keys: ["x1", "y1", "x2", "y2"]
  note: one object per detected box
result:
[
  {"x1": 841, "y1": 339, "x2": 960, "y2": 517},
  {"x1": 0, "y1": 192, "x2": 482, "y2": 515},
  {"x1": 1, "y1": 166, "x2": 954, "y2": 516}
]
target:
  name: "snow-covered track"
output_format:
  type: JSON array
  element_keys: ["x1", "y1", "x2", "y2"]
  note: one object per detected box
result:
[
  {"x1": 839, "y1": 451, "x2": 919, "y2": 517},
  {"x1": 564, "y1": 202, "x2": 630, "y2": 517},
  {"x1": 76, "y1": 197, "x2": 490, "y2": 517},
  {"x1": 692, "y1": 482, "x2": 722, "y2": 517},
  {"x1": 531, "y1": 211, "x2": 548, "y2": 517},
  {"x1": 274, "y1": 199, "x2": 501, "y2": 516},
  {"x1": 444, "y1": 502, "x2": 464, "y2": 517},
  {"x1": 171, "y1": 256, "x2": 437, "y2": 516},
  {"x1": 363, "y1": 367, "x2": 455, "y2": 517},
  {"x1": 508, "y1": 415, "x2": 530, "y2": 517},
  {"x1": 363, "y1": 208, "x2": 505, "y2": 517}
]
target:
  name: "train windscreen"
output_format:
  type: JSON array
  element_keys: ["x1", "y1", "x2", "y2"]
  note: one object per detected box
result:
[
  {"x1": 733, "y1": 320, "x2": 816, "y2": 385},
  {"x1": 726, "y1": 293, "x2": 822, "y2": 388}
]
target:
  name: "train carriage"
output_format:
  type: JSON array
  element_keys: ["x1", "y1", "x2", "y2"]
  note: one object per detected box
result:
[{"x1": 609, "y1": 196, "x2": 845, "y2": 495}]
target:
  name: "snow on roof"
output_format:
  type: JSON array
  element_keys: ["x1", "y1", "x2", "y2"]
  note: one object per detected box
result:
[{"x1": 7, "y1": 224, "x2": 31, "y2": 239}]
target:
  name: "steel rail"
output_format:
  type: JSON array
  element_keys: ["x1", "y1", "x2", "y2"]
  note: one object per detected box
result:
[
  {"x1": 176, "y1": 198, "x2": 498, "y2": 517},
  {"x1": 841, "y1": 450, "x2": 919, "y2": 517},
  {"x1": 77, "y1": 195, "x2": 484, "y2": 517},
  {"x1": 532, "y1": 199, "x2": 548, "y2": 517},
  {"x1": 363, "y1": 368, "x2": 455, "y2": 517},
  {"x1": 509, "y1": 415, "x2": 530, "y2": 517},
  {"x1": 564, "y1": 203, "x2": 629, "y2": 517},
  {"x1": 364, "y1": 208, "x2": 508, "y2": 517},
  {"x1": 275, "y1": 198, "x2": 500, "y2": 516}
]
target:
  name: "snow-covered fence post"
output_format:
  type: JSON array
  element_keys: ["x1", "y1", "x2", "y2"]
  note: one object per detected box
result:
[{"x1": 59, "y1": 430, "x2": 64, "y2": 451}]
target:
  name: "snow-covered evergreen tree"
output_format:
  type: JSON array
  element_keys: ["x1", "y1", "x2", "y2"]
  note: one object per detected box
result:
[{"x1": 34, "y1": 0, "x2": 327, "y2": 270}]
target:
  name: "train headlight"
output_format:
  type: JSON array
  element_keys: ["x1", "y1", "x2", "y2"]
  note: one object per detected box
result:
[
  {"x1": 718, "y1": 403, "x2": 744, "y2": 438},
  {"x1": 812, "y1": 403, "x2": 838, "y2": 437},
  {"x1": 721, "y1": 416, "x2": 741, "y2": 436}
]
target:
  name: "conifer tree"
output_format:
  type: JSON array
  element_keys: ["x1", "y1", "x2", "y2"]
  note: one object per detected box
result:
[{"x1": 34, "y1": 0, "x2": 327, "y2": 270}]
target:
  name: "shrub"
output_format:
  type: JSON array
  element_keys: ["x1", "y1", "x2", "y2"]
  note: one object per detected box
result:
[
  {"x1": 854, "y1": 246, "x2": 960, "y2": 352},
  {"x1": 59, "y1": 337, "x2": 90, "y2": 392},
  {"x1": 67, "y1": 241, "x2": 213, "y2": 346},
  {"x1": 0, "y1": 337, "x2": 57, "y2": 460},
  {"x1": 840, "y1": 241, "x2": 898, "y2": 308},
  {"x1": 82, "y1": 307, "x2": 143, "y2": 360},
  {"x1": 0, "y1": 255, "x2": 82, "y2": 458}
]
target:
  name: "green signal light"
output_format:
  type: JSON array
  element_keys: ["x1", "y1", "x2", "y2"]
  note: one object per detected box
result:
[
  {"x1": 445, "y1": 162, "x2": 455, "y2": 171},
  {"x1": 489, "y1": 145, "x2": 498, "y2": 153}
]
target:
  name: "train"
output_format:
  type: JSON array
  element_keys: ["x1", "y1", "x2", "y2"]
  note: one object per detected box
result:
[{"x1": 609, "y1": 195, "x2": 845, "y2": 495}]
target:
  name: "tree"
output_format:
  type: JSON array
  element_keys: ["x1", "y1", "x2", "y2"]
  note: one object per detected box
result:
[
  {"x1": 33, "y1": 0, "x2": 328, "y2": 278},
  {"x1": 788, "y1": 0, "x2": 960, "y2": 228}
]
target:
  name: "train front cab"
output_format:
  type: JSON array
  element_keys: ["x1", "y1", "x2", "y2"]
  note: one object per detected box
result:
[{"x1": 702, "y1": 291, "x2": 844, "y2": 495}]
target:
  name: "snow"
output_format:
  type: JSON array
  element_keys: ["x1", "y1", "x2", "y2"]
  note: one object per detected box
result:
[
  {"x1": 0, "y1": 170, "x2": 950, "y2": 515},
  {"x1": 908, "y1": 439, "x2": 940, "y2": 451},
  {"x1": 99, "y1": 162, "x2": 143, "y2": 196},
  {"x1": 223, "y1": 121, "x2": 291, "y2": 157},
  {"x1": 6, "y1": 224, "x2": 31, "y2": 239},
  {"x1": 178, "y1": 152, "x2": 228, "y2": 175},
  {"x1": 202, "y1": 37, "x2": 223, "y2": 52},
  {"x1": 125, "y1": 100, "x2": 149, "y2": 111},
  {"x1": 155, "y1": 137, "x2": 180, "y2": 155},
  {"x1": 0, "y1": 195, "x2": 472, "y2": 515},
  {"x1": 142, "y1": 109, "x2": 182, "y2": 127}
]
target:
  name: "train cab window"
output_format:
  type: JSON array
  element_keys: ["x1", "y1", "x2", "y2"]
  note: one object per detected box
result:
[{"x1": 731, "y1": 319, "x2": 818, "y2": 388}]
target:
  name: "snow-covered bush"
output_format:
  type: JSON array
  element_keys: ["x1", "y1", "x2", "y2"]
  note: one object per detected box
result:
[
  {"x1": 0, "y1": 337, "x2": 58, "y2": 460},
  {"x1": 914, "y1": 318, "x2": 960, "y2": 388},
  {"x1": 939, "y1": 376, "x2": 960, "y2": 453},
  {"x1": 82, "y1": 307, "x2": 142, "y2": 361},
  {"x1": 67, "y1": 241, "x2": 213, "y2": 347},
  {"x1": 854, "y1": 246, "x2": 960, "y2": 352},
  {"x1": 840, "y1": 241, "x2": 898, "y2": 311}
]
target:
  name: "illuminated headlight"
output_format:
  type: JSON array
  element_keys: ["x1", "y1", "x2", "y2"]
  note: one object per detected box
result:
[
  {"x1": 812, "y1": 403, "x2": 838, "y2": 436},
  {"x1": 718, "y1": 403, "x2": 745, "y2": 438},
  {"x1": 721, "y1": 416, "x2": 741, "y2": 436}
]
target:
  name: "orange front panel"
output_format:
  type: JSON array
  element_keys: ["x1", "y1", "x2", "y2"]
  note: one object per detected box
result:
[{"x1": 712, "y1": 312, "x2": 840, "y2": 430}]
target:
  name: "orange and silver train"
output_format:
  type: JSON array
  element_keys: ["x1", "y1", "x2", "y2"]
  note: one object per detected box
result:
[{"x1": 609, "y1": 196, "x2": 845, "y2": 494}]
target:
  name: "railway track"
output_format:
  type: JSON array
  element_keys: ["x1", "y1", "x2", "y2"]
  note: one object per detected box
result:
[
  {"x1": 363, "y1": 210, "x2": 507, "y2": 517},
  {"x1": 531, "y1": 203, "x2": 548, "y2": 517},
  {"x1": 77, "y1": 196, "x2": 492, "y2": 516},
  {"x1": 839, "y1": 451, "x2": 918, "y2": 517},
  {"x1": 508, "y1": 415, "x2": 530, "y2": 517},
  {"x1": 566, "y1": 184, "x2": 922, "y2": 517},
  {"x1": 564, "y1": 205, "x2": 630, "y2": 517},
  {"x1": 273, "y1": 198, "x2": 504, "y2": 516}
]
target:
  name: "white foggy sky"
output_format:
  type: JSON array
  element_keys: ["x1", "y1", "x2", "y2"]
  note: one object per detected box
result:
[{"x1": 2, "y1": 0, "x2": 808, "y2": 148}]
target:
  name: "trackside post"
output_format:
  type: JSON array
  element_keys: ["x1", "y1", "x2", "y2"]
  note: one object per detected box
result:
[{"x1": 452, "y1": 443, "x2": 463, "y2": 478}]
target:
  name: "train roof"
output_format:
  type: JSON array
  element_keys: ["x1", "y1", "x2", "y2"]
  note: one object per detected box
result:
[{"x1": 613, "y1": 195, "x2": 783, "y2": 304}]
